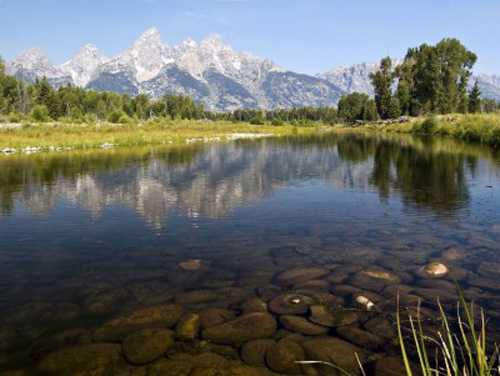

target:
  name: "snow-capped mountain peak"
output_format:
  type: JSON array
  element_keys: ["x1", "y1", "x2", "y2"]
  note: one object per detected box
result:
[{"x1": 60, "y1": 44, "x2": 109, "y2": 87}]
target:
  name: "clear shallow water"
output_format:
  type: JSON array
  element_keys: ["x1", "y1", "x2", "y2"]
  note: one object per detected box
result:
[{"x1": 1, "y1": 133, "x2": 500, "y2": 375}]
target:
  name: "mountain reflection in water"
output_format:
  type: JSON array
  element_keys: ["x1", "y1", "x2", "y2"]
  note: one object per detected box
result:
[{"x1": 0, "y1": 134, "x2": 488, "y2": 227}]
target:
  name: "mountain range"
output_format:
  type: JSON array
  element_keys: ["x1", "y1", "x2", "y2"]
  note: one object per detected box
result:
[{"x1": 4, "y1": 28, "x2": 500, "y2": 111}]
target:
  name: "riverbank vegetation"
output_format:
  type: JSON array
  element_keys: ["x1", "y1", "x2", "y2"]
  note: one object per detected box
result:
[{"x1": 1, "y1": 37, "x2": 500, "y2": 151}]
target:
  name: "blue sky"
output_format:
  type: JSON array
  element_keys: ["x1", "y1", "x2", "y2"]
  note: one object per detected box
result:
[{"x1": 0, "y1": 0, "x2": 499, "y2": 74}]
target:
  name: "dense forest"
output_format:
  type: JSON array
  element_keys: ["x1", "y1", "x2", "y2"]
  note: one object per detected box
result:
[{"x1": 0, "y1": 38, "x2": 499, "y2": 126}]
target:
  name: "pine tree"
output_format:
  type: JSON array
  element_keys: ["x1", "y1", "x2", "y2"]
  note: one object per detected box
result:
[
  {"x1": 468, "y1": 80, "x2": 481, "y2": 113},
  {"x1": 370, "y1": 57, "x2": 398, "y2": 119}
]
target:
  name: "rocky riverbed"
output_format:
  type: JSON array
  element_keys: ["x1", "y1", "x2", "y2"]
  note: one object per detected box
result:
[{"x1": 1, "y1": 245, "x2": 497, "y2": 376}]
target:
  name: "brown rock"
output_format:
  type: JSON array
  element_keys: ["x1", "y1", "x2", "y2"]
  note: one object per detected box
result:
[
  {"x1": 198, "y1": 307, "x2": 235, "y2": 330},
  {"x1": 240, "y1": 339, "x2": 275, "y2": 367},
  {"x1": 175, "y1": 313, "x2": 200, "y2": 341},
  {"x1": 266, "y1": 340, "x2": 305, "y2": 374},
  {"x1": 241, "y1": 299, "x2": 268, "y2": 314},
  {"x1": 363, "y1": 315, "x2": 395, "y2": 341},
  {"x1": 292, "y1": 279, "x2": 330, "y2": 292},
  {"x1": 337, "y1": 325, "x2": 385, "y2": 350},
  {"x1": 123, "y1": 329, "x2": 174, "y2": 366},
  {"x1": 37, "y1": 343, "x2": 121, "y2": 376},
  {"x1": 309, "y1": 305, "x2": 359, "y2": 328},
  {"x1": 147, "y1": 359, "x2": 193, "y2": 376},
  {"x1": 275, "y1": 267, "x2": 330, "y2": 286},
  {"x1": 268, "y1": 293, "x2": 315, "y2": 315},
  {"x1": 280, "y1": 315, "x2": 329, "y2": 336},
  {"x1": 93, "y1": 304, "x2": 184, "y2": 342},
  {"x1": 202, "y1": 313, "x2": 277, "y2": 344},
  {"x1": 302, "y1": 337, "x2": 367, "y2": 375}
]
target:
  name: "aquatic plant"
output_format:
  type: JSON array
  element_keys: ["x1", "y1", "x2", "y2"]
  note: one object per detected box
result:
[{"x1": 397, "y1": 285, "x2": 500, "y2": 375}]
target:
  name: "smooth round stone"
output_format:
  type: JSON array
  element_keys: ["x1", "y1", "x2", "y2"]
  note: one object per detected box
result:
[
  {"x1": 240, "y1": 339, "x2": 276, "y2": 367},
  {"x1": 175, "y1": 313, "x2": 200, "y2": 341},
  {"x1": 147, "y1": 359, "x2": 194, "y2": 376},
  {"x1": 123, "y1": 328, "x2": 174, "y2": 366},
  {"x1": 240, "y1": 298, "x2": 268, "y2": 314},
  {"x1": 421, "y1": 262, "x2": 448, "y2": 277},
  {"x1": 198, "y1": 307, "x2": 235, "y2": 330},
  {"x1": 363, "y1": 315, "x2": 395, "y2": 341},
  {"x1": 37, "y1": 343, "x2": 121, "y2": 376},
  {"x1": 179, "y1": 260, "x2": 202, "y2": 270},
  {"x1": 201, "y1": 313, "x2": 277, "y2": 344},
  {"x1": 359, "y1": 269, "x2": 401, "y2": 282},
  {"x1": 275, "y1": 267, "x2": 331, "y2": 286},
  {"x1": 265, "y1": 340, "x2": 305, "y2": 374},
  {"x1": 292, "y1": 279, "x2": 330, "y2": 292},
  {"x1": 301, "y1": 337, "x2": 367, "y2": 375},
  {"x1": 93, "y1": 304, "x2": 184, "y2": 342},
  {"x1": 280, "y1": 315, "x2": 329, "y2": 336},
  {"x1": 308, "y1": 305, "x2": 359, "y2": 328},
  {"x1": 268, "y1": 293, "x2": 315, "y2": 315},
  {"x1": 337, "y1": 325, "x2": 385, "y2": 350}
]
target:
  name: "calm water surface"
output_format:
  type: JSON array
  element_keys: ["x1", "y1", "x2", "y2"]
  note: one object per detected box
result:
[{"x1": 1, "y1": 132, "x2": 500, "y2": 375}]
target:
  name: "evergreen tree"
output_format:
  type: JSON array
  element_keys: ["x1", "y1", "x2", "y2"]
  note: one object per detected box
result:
[
  {"x1": 370, "y1": 57, "x2": 398, "y2": 119},
  {"x1": 468, "y1": 80, "x2": 482, "y2": 113}
]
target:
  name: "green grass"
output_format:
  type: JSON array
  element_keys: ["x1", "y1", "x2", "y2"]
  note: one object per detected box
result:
[
  {"x1": 398, "y1": 283, "x2": 500, "y2": 376},
  {"x1": 350, "y1": 113, "x2": 500, "y2": 147},
  {"x1": 0, "y1": 119, "x2": 324, "y2": 150}
]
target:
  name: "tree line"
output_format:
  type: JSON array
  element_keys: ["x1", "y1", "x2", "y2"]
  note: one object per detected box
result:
[{"x1": 1, "y1": 38, "x2": 499, "y2": 126}]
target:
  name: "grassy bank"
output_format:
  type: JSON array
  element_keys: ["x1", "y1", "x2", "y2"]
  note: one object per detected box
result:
[
  {"x1": 0, "y1": 119, "x2": 323, "y2": 150},
  {"x1": 352, "y1": 113, "x2": 500, "y2": 147}
]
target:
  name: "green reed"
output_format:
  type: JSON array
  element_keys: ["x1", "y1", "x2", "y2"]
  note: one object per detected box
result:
[{"x1": 398, "y1": 283, "x2": 500, "y2": 376}]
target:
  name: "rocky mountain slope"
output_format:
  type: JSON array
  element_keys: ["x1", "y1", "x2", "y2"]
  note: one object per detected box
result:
[
  {"x1": 5, "y1": 28, "x2": 499, "y2": 111},
  {"x1": 6, "y1": 28, "x2": 344, "y2": 111}
]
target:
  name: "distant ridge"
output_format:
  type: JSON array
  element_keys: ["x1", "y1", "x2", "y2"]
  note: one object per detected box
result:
[{"x1": 5, "y1": 28, "x2": 500, "y2": 111}]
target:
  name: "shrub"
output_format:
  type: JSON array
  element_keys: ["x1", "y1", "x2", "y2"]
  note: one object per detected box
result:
[
  {"x1": 118, "y1": 114, "x2": 133, "y2": 124},
  {"x1": 107, "y1": 110, "x2": 126, "y2": 123},
  {"x1": 412, "y1": 116, "x2": 438, "y2": 134},
  {"x1": 8, "y1": 112, "x2": 22, "y2": 123},
  {"x1": 30, "y1": 105, "x2": 50, "y2": 122},
  {"x1": 271, "y1": 119, "x2": 284, "y2": 126},
  {"x1": 250, "y1": 117, "x2": 264, "y2": 125}
]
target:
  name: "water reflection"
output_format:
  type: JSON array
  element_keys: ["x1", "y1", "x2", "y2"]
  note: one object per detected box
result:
[
  {"x1": 1, "y1": 133, "x2": 500, "y2": 373},
  {"x1": 1, "y1": 134, "x2": 495, "y2": 227}
]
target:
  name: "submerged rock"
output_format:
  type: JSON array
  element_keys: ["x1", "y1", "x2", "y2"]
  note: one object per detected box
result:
[
  {"x1": 202, "y1": 313, "x2": 277, "y2": 344},
  {"x1": 93, "y1": 304, "x2": 184, "y2": 342},
  {"x1": 266, "y1": 340, "x2": 305, "y2": 374},
  {"x1": 37, "y1": 343, "x2": 121, "y2": 375},
  {"x1": 179, "y1": 260, "x2": 202, "y2": 270},
  {"x1": 421, "y1": 262, "x2": 448, "y2": 278},
  {"x1": 123, "y1": 328, "x2": 174, "y2": 366},
  {"x1": 198, "y1": 307, "x2": 235, "y2": 330},
  {"x1": 147, "y1": 359, "x2": 194, "y2": 376},
  {"x1": 308, "y1": 305, "x2": 359, "y2": 328},
  {"x1": 240, "y1": 298, "x2": 268, "y2": 314},
  {"x1": 275, "y1": 267, "x2": 330, "y2": 286},
  {"x1": 175, "y1": 313, "x2": 200, "y2": 341},
  {"x1": 240, "y1": 339, "x2": 276, "y2": 367},
  {"x1": 280, "y1": 315, "x2": 329, "y2": 336},
  {"x1": 337, "y1": 325, "x2": 385, "y2": 350},
  {"x1": 268, "y1": 293, "x2": 315, "y2": 315},
  {"x1": 301, "y1": 337, "x2": 367, "y2": 375}
]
